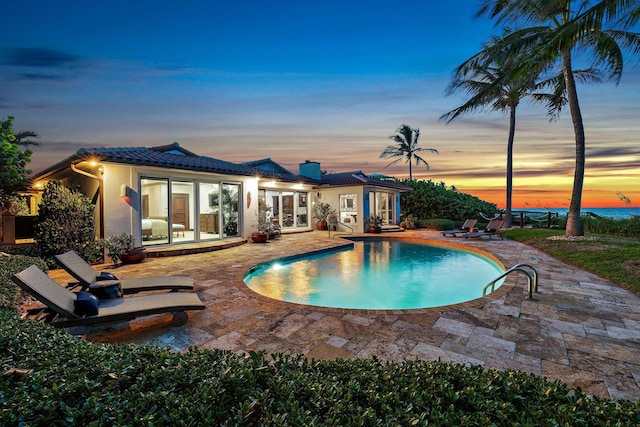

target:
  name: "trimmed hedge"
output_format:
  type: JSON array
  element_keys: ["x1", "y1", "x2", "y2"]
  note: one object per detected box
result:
[
  {"x1": 0, "y1": 255, "x2": 47, "y2": 309},
  {"x1": 416, "y1": 218, "x2": 455, "y2": 231},
  {"x1": 2, "y1": 255, "x2": 639, "y2": 424},
  {"x1": 1, "y1": 309, "x2": 639, "y2": 425}
]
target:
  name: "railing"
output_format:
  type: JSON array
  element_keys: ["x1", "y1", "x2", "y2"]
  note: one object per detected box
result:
[
  {"x1": 483, "y1": 263, "x2": 539, "y2": 299},
  {"x1": 328, "y1": 222, "x2": 354, "y2": 239}
]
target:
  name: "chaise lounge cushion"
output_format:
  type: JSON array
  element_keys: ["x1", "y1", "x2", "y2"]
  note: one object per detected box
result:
[{"x1": 74, "y1": 291, "x2": 99, "y2": 316}]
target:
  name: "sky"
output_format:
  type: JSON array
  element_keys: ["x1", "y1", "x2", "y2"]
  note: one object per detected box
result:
[{"x1": 2, "y1": 0, "x2": 639, "y2": 209}]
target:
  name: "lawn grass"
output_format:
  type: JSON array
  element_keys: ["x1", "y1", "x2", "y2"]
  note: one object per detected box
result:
[{"x1": 504, "y1": 228, "x2": 640, "y2": 295}]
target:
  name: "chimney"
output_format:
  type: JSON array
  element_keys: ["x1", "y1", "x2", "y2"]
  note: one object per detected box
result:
[{"x1": 299, "y1": 160, "x2": 321, "y2": 180}]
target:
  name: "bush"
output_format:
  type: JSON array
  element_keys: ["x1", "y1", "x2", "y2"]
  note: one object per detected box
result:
[
  {"x1": 1, "y1": 309, "x2": 640, "y2": 425},
  {"x1": 33, "y1": 181, "x2": 101, "y2": 264},
  {"x1": 397, "y1": 179, "x2": 499, "y2": 222},
  {"x1": 417, "y1": 218, "x2": 455, "y2": 230},
  {"x1": 582, "y1": 216, "x2": 640, "y2": 238},
  {"x1": 0, "y1": 254, "x2": 47, "y2": 309}
]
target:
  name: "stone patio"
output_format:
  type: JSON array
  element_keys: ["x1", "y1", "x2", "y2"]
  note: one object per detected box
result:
[{"x1": 48, "y1": 230, "x2": 640, "y2": 400}]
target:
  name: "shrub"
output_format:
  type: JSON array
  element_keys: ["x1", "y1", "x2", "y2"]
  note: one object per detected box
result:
[
  {"x1": 398, "y1": 179, "x2": 499, "y2": 222},
  {"x1": 33, "y1": 181, "x2": 101, "y2": 264},
  {"x1": 417, "y1": 218, "x2": 455, "y2": 230},
  {"x1": 0, "y1": 254, "x2": 47, "y2": 309},
  {"x1": 582, "y1": 215, "x2": 640, "y2": 239},
  {"x1": 1, "y1": 309, "x2": 640, "y2": 425}
]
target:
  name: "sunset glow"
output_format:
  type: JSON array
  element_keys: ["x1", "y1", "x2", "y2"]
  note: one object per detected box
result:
[{"x1": 2, "y1": 1, "x2": 638, "y2": 209}]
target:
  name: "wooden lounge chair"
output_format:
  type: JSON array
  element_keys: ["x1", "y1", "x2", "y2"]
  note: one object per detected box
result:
[
  {"x1": 55, "y1": 250, "x2": 193, "y2": 294},
  {"x1": 12, "y1": 265, "x2": 205, "y2": 327},
  {"x1": 441, "y1": 219, "x2": 478, "y2": 237},
  {"x1": 464, "y1": 219, "x2": 504, "y2": 240}
]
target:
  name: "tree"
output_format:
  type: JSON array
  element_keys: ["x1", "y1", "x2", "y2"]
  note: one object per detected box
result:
[
  {"x1": 15, "y1": 130, "x2": 40, "y2": 146},
  {"x1": 34, "y1": 180, "x2": 102, "y2": 262},
  {"x1": 441, "y1": 32, "x2": 596, "y2": 227},
  {"x1": 380, "y1": 124, "x2": 438, "y2": 180},
  {"x1": 477, "y1": 0, "x2": 640, "y2": 236},
  {"x1": 0, "y1": 116, "x2": 32, "y2": 200}
]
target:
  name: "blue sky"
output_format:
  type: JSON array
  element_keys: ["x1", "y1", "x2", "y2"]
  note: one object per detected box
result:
[{"x1": 2, "y1": 0, "x2": 639, "y2": 207}]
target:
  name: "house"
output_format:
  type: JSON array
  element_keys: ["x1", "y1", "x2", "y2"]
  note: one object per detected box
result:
[{"x1": 28, "y1": 142, "x2": 411, "y2": 247}]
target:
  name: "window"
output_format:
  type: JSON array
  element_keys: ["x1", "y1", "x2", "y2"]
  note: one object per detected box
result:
[{"x1": 339, "y1": 194, "x2": 358, "y2": 224}]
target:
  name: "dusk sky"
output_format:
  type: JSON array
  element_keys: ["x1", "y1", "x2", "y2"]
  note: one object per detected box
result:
[{"x1": 2, "y1": 0, "x2": 639, "y2": 208}]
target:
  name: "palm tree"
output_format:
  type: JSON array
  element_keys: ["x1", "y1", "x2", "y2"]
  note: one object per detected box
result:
[
  {"x1": 477, "y1": 0, "x2": 640, "y2": 236},
  {"x1": 440, "y1": 32, "x2": 597, "y2": 228},
  {"x1": 14, "y1": 130, "x2": 39, "y2": 146},
  {"x1": 380, "y1": 124, "x2": 438, "y2": 180}
]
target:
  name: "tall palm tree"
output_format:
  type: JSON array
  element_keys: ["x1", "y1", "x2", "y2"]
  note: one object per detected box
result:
[
  {"x1": 380, "y1": 124, "x2": 438, "y2": 180},
  {"x1": 477, "y1": 0, "x2": 640, "y2": 236},
  {"x1": 441, "y1": 32, "x2": 597, "y2": 228}
]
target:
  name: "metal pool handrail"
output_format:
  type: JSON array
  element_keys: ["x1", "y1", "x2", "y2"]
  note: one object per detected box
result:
[
  {"x1": 483, "y1": 263, "x2": 539, "y2": 299},
  {"x1": 329, "y1": 222, "x2": 354, "y2": 239}
]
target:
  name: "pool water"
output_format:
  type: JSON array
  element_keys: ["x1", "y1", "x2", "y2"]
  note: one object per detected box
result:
[{"x1": 244, "y1": 239, "x2": 504, "y2": 310}]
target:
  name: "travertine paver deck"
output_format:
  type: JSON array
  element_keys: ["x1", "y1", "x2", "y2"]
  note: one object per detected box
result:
[{"x1": 48, "y1": 230, "x2": 640, "y2": 400}]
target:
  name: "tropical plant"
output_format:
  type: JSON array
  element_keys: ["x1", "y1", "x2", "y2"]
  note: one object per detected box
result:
[
  {"x1": 33, "y1": 180, "x2": 102, "y2": 263},
  {"x1": 476, "y1": 0, "x2": 640, "y2": 236},
  {"x1": 401, "y1": 214, "x2": 417, "y2": 230},
  {"x1": 369, "y1": 215, "x2": 383, "y2": 228},
  {"x1": 0, "y1": 116, "x2": 32, "y2": 197},
  {"x1": 255, "y1": 204, "x2": 272, "y2": 234},
  {"x1": 14, "y1": 129, "x2": 40, "y2": 146},
  {"x1": 222, "y1": 185, "x2": 239, "y2": 236},
  {"x1": 380, "y1": 124, "x2": 438, "y2": 180},
  {"x1": 100, "y1": 233, "x2": 136, "y2": 264},
  {"x1": 441, "y1": 30, "x2": 591, "y2": 228},
  {"x1": 312, "y1": 202, "x2": 335, "y2": 222}
]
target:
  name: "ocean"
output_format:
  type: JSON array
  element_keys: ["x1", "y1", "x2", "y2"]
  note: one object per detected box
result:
[{"x1": 513, "y1": 207, "x2": 640, "y2": 219}]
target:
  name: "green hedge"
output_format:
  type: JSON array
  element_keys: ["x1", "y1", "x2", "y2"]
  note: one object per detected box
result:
[
  {"x1": 0, "y1": 255, "x2": 47, "y2": 309},
  {"x1": 1, "y1": 309, "x2": 639, "y2": 425},
  {"x1": 416, "y1": 218, "x2": 455, "y2": 230},
  {"x1": 3, "y1": 255, "x2": 639, "y2": 424}
]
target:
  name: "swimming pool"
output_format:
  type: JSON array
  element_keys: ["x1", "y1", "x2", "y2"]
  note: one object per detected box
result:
[{"x1": 244, "y1": 238, "x2": 505, "y2": 310}]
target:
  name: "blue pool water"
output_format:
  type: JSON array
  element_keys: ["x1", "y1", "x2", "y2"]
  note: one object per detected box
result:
[{"x1": 244, "y1": 239, "x2": 505, "y2": 310}]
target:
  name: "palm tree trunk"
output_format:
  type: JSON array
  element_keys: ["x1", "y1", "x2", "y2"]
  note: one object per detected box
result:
[
  {"x1": 562, "y1": 50, "x2": 585, "y2": 236},
  {"x1": 408, "y1": 156, "x2": 413, "y2": 180},
  {"x1": 506, "y1": 105, "x2": 516, "y2": 229}
]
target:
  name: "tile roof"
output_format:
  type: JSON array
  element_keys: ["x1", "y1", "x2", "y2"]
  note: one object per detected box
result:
[
  {"x1": 33, "y1": 142, "x2": 410, "y2": 191},
  {"x1": 37, "y1": 142, "x2": 310, "y2": 183},
  {"x1": 320, "y1": 171, "x2": 412, "y2": 191}
]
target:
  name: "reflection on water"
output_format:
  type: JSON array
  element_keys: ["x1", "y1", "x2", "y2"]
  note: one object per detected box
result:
[{"x1": 244, "y1": 240, "x2": 504, "y2": 310}]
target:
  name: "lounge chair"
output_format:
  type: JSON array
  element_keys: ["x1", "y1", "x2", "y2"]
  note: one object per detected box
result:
[
  {"x1": 12, "y1": 265, "x2": 205, "y2": 327},
  {"x1": 441, "y1": 219, "x2": 478, "y2": 237},
  {"x1": 55, "y1": 250, "x2": 193, "y2": 294},
  {"x1": 464, "y1": 219, "x2": 504, "y2": 240}
]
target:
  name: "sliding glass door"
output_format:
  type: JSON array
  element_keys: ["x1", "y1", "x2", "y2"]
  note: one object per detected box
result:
[{"x1": 141, "y1": 177, "x2": 241, "y2": 245}]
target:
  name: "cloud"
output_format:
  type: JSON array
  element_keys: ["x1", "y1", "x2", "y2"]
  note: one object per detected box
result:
[
  {"x1": 3, "y1": 47, "x2": 83, "y2": 68},
  {"x1": 2, "y1": 47, "x2": 88, "y2": 82}
]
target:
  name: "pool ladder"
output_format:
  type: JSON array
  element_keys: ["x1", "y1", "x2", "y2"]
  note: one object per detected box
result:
[
  {"x1": 483, "y1": 263, "x2": 539, "y2": 299},
  {"x1": 328, "y1": 221, "x2": 354, "y2": 239}
]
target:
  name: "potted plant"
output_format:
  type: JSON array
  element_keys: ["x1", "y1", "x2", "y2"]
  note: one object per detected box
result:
[
  {"x1": 369, "y1": 215, "x2": 383, "y2": 233},
  {"x1": 312, "y1": 202, "x2": 335, "y2": 230},
  {"x1": 101, "y1": 233, "x2": 146, "y2": 264},
  {"x1": 252, "y1": 205, "x2": 271, "y2": 243}
]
